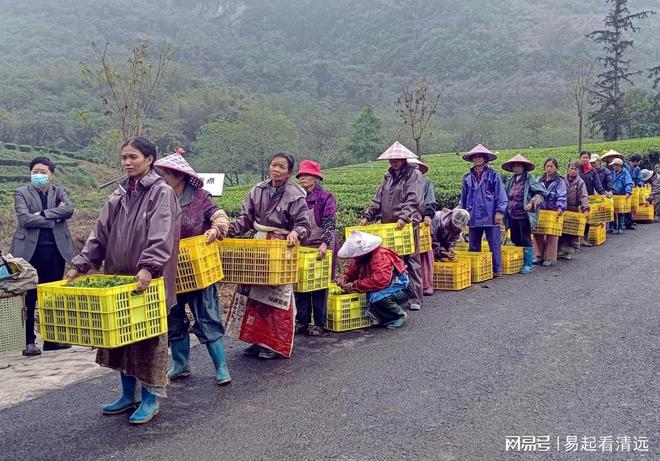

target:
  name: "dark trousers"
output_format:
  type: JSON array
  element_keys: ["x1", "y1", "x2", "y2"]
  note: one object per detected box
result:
[
  {"x1": 624, "y1": 213, "x2": 636, "y2": 229},
  {"x1": 25, "y1": 245, "x2": 65, "y2": 345},
  {"x1": 370, "y1": 288, "x2": 411, "y2": 325},
  {"x1": 468, "y1": 226, "x2": 503, "y2": 273},
  {"x1": 509, "y1": 217, "x2": 533, "y2": 247},
  {"x1": 295, "y1": 289, "x2": 328, "y2": 327},
  {"x1": 168, "y1": 284, "x2": 224, "y2": 343}
]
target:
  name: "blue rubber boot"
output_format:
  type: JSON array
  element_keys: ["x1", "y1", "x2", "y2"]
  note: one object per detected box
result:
[
  {"x1": 129, "y1": 386, "x2": 160, "y2": 425},
  {"x1": 520, "y1": 247, "x2": 534, "y2": 274},
  {"x1": 206, "y1": 338, "x2": 232, "y2": 385},
  {"x1": 167, "y1": 335, "x2": 191, "y2": 380},
  {"x1": 102, "y1": 373, "x2": 140, "y2": 415}
]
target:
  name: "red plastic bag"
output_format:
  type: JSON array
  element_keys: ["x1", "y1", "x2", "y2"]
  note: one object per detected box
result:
[{"x1": 226, "y1": 285, "x2": 295, "y2": 358}]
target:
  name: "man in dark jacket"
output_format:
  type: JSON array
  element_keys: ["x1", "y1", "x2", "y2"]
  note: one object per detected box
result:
[
  {"x1": 590, "y1": 154, "x2": 613, "y2": 193},
  {"x1": 11, "y1": 157, "x2": 76, "y2": 356},
  {"x1": 579, "y1": 151, "x2": 606, "y2": 246}
]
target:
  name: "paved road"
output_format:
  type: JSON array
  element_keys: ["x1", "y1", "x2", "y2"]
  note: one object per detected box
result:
[{"x1": 1, "y1": 225, "x2": 658, "y2": 461}]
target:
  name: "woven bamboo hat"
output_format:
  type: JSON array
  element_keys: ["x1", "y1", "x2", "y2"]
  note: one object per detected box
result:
[{"x1": 501, "y1": 154, "x2": 535, "y2": 172}]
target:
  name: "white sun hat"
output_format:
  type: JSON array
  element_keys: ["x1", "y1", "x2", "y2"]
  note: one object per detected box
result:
[
  {"x1": 377, "y1": 142, "x2": 418, "y2": 160},
  {"x1": 337, "y1": 231, "x2": 383, "y2": 258}
]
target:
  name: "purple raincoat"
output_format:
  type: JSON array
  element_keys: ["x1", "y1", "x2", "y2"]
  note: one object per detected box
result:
[{"x1": 460, "y1": 166, "x2": 508, "y2": 227}]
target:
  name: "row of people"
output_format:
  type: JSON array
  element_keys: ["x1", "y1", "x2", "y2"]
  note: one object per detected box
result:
[{"x1": 8, "y1": 138, "x2": 658, "y2": 425}]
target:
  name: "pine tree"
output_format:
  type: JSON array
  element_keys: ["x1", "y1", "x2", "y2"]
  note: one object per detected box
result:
[
  {"x1": 348, "y1": 105, "x2": 383, "y2": 162},
  {"x1": 587, "y1": 0, "x2": 655, "y2": 140}
]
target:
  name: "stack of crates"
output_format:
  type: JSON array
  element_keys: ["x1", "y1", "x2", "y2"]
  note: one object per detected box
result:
[
  {"x1": 534, "y1": 210, "x2": 564, "y2": 236},
  {"x1": 613, "y1": 195, "x2": 632, "y2": 214},
  {"x1": 587, "y1": 195, "x2": 614, "y2": 224},
  {"x1": 632, "y1": 203, "x2": 655, "y2": 222},
  {"x1": 501, "y1": 246, "x2": 524, "y2": 275},
  {"x1": 175, "y1": 235, "x2": 224, "y2": 294},
  {"x1": 219, "y1": 238, "x2": 298, "y2": 285},
  {"x1": 588, "y1": 223, "x2": 607, "y2": 245},
  {"x1": 0, "y1": 293, "x2": 25, "y2": 355},
  {"x1": 344, "y1": 223, "x2": 415, "y2": 256},
  {"x1": 433, "y1": 259, "x2": 471, "y2": 291},
  {"x1": 418, "y1": 222, "x2": 432, "y2": 253},
  {"x1": 455, "y1": 250, "x2": 493, "y2": 282},
  {"x1": 37, "y1": 276, "x2": 168, "y2": 348},
  {"x1": 561, "y1": 211, "x2": 587, "y2": 236},
  {"x1": 325, "y1": 284, "x2": 372, "y2": 332},
  {"x1": 294, "y1": 248, "x2": 332, "y2": 292}
]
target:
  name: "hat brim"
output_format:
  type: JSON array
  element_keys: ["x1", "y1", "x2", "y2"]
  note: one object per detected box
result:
[
  {"x1": 601, "y1": 153, "x2": 624, "y2": 162},
  {"x1": 337, "y1": 242, "x2": 381, "y2": 258},
  {"x1": 501, "y1": 160, "x2": 535, "y2": 172},
  {"x1": 156, "y1": 165, "x2": 204, "y2": 188},
  {"x1": 463, "y1": 152, "x2": 497, "y2": 162},
  {"x1": 296, "y1": 172, "x2": 323, "y2": 180}
]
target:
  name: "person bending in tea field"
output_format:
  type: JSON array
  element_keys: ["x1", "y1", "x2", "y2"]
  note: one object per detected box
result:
[
  {"x1": 154, "y1": 151, "x2": 231, "y2": 386},
  {"x1": 460, "y1": 144, "x2": 508, "y2": 277},
  {"x1": 227, "y1": 152, "x2": 311, "y2": 360},
  {"x1": 294, "y1": 160, "x2": 338, "y2": 337},
  {"x1": 431, "y1": 208, "x2": 470, "y2": 261},
  {"x1": 533, "y1": 158, "x2": 566, "y2": 267},
  {"x1": 558, "y1": 162, "x2": 589, "y2": 260},
  {"x1": 361, "y1": 142, "x2": 424, "y2": 311},
  {"x1": 501, "y1": 154, "x2": 545, "y2": 273},
  {"x1": 641, "y1": 169, "x2": 660, "y2": 221},
  {"x1": 336, "y1": 231, "x2": 410, "y2": 329},
  {"x1": 65, "y1": 137, "x2": 181, "y2": 425}
]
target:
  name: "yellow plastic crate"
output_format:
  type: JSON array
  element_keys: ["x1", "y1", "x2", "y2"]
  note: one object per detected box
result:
[
  {"x1": 632, "y1": 203, "x2": 655, "y2": 222},
  {"x1": 455, "y1": 250, "x2": 493, "y2": 282},
  {"x1": 588, "y1": 223, "x2": 607, "y2": 245},
  {"x1": 176, "y1": 235, "x2": 224, "y2": 294},
  {"x1": 534, "y1": 209, "x2": 564, "y2": 236},
  {"x1": 38, "y1": 275, "x2": 167, "y2": 349},
  {"x1": 613, "y1": 195, "x2": 632, "y2": 213},
  {"x1": 501, "y1": 246, "x2": 524, "y2": 275},
  {"x1": 433, "y1": 260, "x2": 471, "y2": 291},
  {"x1": 587, "y1": 195, "x2": 614, "y2": 224},
  {"x1": 419, "y1": 222, "x2": 432, "y2": 253},
  {"x1": 325, "y1": 287, "x2": 371, "y2": 332},
  {"x1": 454, "y1": 242, "x2": 469, "y2": 251},
  {"x1": 344, "y1": 223, "x2": 415, "y2": 256},
  {"x1": 219, "y1": 238, "x2": 298, "y2": 285},
  {"x1": 637, "y1": 185, "x2": 651, "y2": 205},
  {"x1": 561, "y1": 211, "x2": 587, "y2": 236},
  {"x1": 0, "y1": 293, "x2": 25, "y2": 355},
  {"x1": 294, "y1": 247, "x2": 332, "y2": 293}
]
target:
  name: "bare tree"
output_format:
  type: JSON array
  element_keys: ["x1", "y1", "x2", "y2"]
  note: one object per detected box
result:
[
  {"x1": 81, "y1": 41, "x2": 174, "y2": 141},
  {"x1": 395, "y1": 82, "x2": 441, "y2": 158},
  {"x1": 564, "y1": 58, "x2": 596, "y2": 153}
]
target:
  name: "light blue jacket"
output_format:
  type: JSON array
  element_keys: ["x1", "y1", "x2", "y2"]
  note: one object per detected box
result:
[{"x1": 611, "y1": 168, "x2": 633, "y2": 195}]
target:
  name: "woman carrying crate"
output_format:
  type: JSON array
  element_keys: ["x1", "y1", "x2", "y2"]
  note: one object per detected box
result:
[
  {"x1": 294, "y1": 159, "x2": 337, "y2": 337},
  {"x1": 228, "y1": 152, "x2": 311, "y2": 359},
  {"x1": 533, "y1": 158, "x2": 567, "y2": 267},
  {"x1": 360, "y1": 142, "x2": 424, "y2": 310},
  {"x1": 501, "y1": 154, "x2": 545, "y2": 273},
  {"x1": 578, "y1": 151, "x2": 606, "y2": 247},
  {"x1": 460, "y1": 144, "x2": 508, "y2": 278},
  {"x1": 408, "y1": 158, "x2": 436, "y2": 296},
  {"x1": 65, "y1": 137, "x2": 181, "y2": 425},
  {"x1": 153, "y1": 152, "x2": 232, "y2": 385},
  {"x1": 558, "y1": 162, "x2": 590, "y2": 260},
  {"x1": 336, "y1": 231, "x2": 410, "y2": 329},
  {"x1": 609, "y1": 158, "x2": 634, "y2": 234}
]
